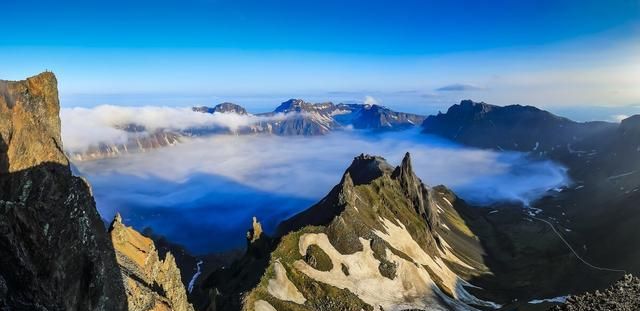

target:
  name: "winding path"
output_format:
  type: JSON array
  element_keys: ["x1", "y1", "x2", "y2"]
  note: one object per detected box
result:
[{"x1": 529, "y1": 214, "x2": 627, "y2": 274}]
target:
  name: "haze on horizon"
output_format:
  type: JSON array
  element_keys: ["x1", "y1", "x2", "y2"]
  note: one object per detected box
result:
[{"x1": 1, "y1": 0, "x2": 639, "y2": 119}]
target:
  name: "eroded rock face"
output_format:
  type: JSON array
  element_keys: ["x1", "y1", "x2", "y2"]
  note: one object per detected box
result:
[
  {"x1": 0, "y1": 72, "x2": 68, "y2": 172},
  {"x1": 0, "y1": 72, "x2": 127, "y2": 310},
  {"x1": 109, "y1": 214, "x2": 194, "y2": 311}
]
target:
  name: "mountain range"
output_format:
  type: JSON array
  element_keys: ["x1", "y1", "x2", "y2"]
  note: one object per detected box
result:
[
  {"x1": 67, "y1": 99, "x2": 425, "y2": 161},
  {"x1": 1, "y1": 73, "x2": 639, "y2": 311}
]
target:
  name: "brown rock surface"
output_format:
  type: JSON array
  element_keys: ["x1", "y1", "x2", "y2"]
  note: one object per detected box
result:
[
  {"x1": 0, "y1": 72, "x2": 127, "y2": 310},
  {"x1": 110, "y1": 214, "x2": 195, "y2": 311}
]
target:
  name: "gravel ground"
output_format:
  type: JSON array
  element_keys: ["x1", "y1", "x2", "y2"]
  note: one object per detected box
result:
[{"x1": 551, "y1": 274, "x2": 640, "y2": 311}]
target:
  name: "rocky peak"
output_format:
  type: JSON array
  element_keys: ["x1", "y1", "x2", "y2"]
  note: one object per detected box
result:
[
  {"x1": 0, "y1": 72, "x2": 68, "y2": 173},
  {"x1": 344, "y1": 153, "x2": 394, "y2": 185},
  {"x1": 451, "y1": 99, "x2": 495, "y2": 115},
  {"x1": 192, "y1": 102, "x2": 248, "y2": 115},
  {"x1": 274, "y1": 98, "x2": 310, "y2": 113},
  {"x1": 392, "y1": 152, "x2": 438, "y2": 230},
  {"x1": 214, "y1": 102, "x2": 248, "y2": 115},
  {"x1": 391, "y1": 152, "x2": 416, "y2": 187},
  {"x1": 1, "y1": 72, "x2": 127, "y2": 310},
  {"x1": 209, "y1": 152, "x2": 490, "y2": 311},
  {"x1": 247, "y1": 216, "x2": 263, "y2": 243},
  {"x1": 245, "y1": 217, "x2": 272, "y2": 259},
  {"x1": 109, "y1": 214, "x2": 194, "y2": 311}
]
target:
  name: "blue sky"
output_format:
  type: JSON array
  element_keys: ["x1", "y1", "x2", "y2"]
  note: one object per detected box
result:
[{"x1": 1, "y1": 0, "x2": 639, "y2": 117}]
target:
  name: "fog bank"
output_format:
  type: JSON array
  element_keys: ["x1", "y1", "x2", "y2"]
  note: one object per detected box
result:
[{"x1": 73, "y1": 129, "x2": 568, "y2": 253}]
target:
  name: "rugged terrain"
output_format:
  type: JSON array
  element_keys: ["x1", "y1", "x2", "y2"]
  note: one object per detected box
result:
[
  {"x1": 423, "y1": 99, "x2": 640, "y2": 308},
  {"x1": 0, "y1": 72, "x2": 194, "y2": 311},
  {"x1": 552, "y1": 274, "x2": 640, "y2": 311},
  {"x1": 110, "y1": 214, "x2": 194, "y2": 311},
  {"x1": 202, "y1": 153, "x2": 502, "y2": 311},
  {"x1": 0, "y1": 72, "x2": 127, "y2": 310}
]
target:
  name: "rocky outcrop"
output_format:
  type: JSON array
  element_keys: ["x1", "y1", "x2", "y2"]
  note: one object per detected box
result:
[
  {"x1": 203, "y1": 153, "x2": 498, "y2": 311},
  {"x1": 109, "y1": 214, "x2": 194, "y2": 311},
  {"x1": 0, "y1": 72, "x2": 127, "y2": 310},
  {"x1": 193, "y1": 103, "x2": 248, "y2": 115},
  {"x1": 551, "y1": 275, "x2": 640, "y2": 311}
]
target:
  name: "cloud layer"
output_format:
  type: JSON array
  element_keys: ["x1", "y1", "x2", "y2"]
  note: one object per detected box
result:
[
  {"x1": 436, "y1": 84, "x2": 484, "y2": 92},
  {"x1": 60, "y1": 105, "x2": 291, "y2": 152},
  {"x1": 73, "y1": 128, "x2": 569, "y2": 253}
]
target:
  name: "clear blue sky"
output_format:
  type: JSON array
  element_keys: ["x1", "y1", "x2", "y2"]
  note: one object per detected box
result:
[{"x1": 1, "y1": 0, "x2": 639, "y2": 116}]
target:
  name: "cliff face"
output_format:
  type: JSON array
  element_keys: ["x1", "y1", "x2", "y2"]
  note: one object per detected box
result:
[
  {"x1": 0, "y1": 72, "x2": 68, "y2": 172},
  {"x1": 0, "y1": 73, "x2": 127, "y2": 310},
  {"x1": 109, "y1": 214, "x2": 194, "y2": 311}
]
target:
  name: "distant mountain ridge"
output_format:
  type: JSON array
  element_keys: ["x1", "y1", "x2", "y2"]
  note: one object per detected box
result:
[
  {"x1": 67, "y1": 99, "x2": 425, "y2": 161},
  {"x1": 421, "y1": 99, "x2": 616, "y2": 155}
]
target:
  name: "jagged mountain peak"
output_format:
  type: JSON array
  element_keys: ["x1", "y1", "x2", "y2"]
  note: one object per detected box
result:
[
  {"x1": 109, "y1": 213, "x2": 195, "y2": 311},
  {"x1": 207, "y1": 152, "x2": 497, "y2": 311},
  {"x1": 274, "y1": 98, "x2": 309, "y2": 113}
]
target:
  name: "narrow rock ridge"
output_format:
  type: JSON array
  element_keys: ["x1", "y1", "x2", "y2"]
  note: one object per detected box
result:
[
  {"x1": 109, "y1": 214, "x2": 195, "y2": 311},
  {"x1": 0, "y1": 72, "x2": 127, "y2": 310},
  {"x1": 392, "y1": 152, "x2": 439, "y2": 231}
]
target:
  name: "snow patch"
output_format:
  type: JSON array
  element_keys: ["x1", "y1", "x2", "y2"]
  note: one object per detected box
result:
[
  {"x1": 295, "y1": 231, "x2": 488, "y2": 311},
  {"x1": 254, "y1": 300, "x2": 277, "y2": 311},
  {"x1": 267, "y1": 261, "x2": 306, "y2": 304},
  {"x1": 528, "y1": 296, "x2": 568, "y2": 304}
]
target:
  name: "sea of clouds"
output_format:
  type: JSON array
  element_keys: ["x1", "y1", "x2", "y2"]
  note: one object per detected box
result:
[
  {"x1": 60, "y1": 105, "x2": 293, "y2": 152},
  {"x1": 67, "y1": 106, "x2": 569, "y2": 253}
]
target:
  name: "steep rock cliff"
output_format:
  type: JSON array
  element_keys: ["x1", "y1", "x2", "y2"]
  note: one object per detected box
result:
[{"x1": 0, "y1": 72, "x2": 127, "y2": 310}]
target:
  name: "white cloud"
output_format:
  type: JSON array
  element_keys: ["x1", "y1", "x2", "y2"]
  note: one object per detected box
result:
[
  {"x1": 364, "y1": 95, "x2": 380, "y2": 106},
  {"x1": 611, "y1": 114, "x2": 629, "y2": 122},
  {"x1": 74, "y1": 128, "x2": 569, "y2": 251},
  {"x1": 60, "y1": 105, "x2": 292, "y2": 152}
]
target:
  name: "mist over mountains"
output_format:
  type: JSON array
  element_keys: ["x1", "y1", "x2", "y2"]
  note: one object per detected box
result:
[{"x1": 74, "y1": 128, "x2": 568, "y2": 252}]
